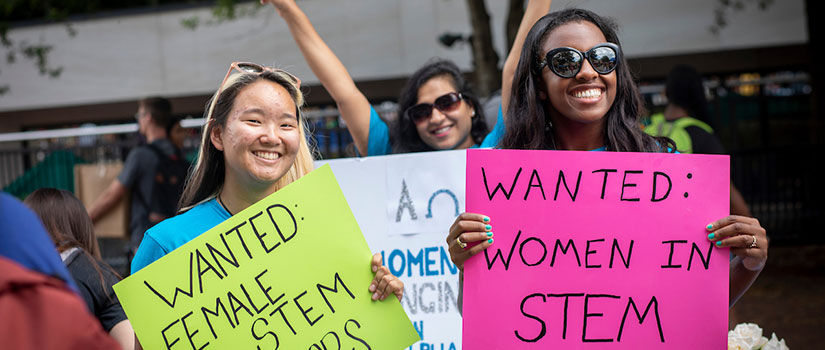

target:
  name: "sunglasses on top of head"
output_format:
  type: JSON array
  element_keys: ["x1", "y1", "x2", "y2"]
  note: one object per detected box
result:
[
  {"x1": 538, "y1": 43, "x2": 621, "y2": 78},
  {"x1": 405, "y1": 92, "x2": 464, "y2": 124},
  {"x1": 217, "y1": 62, "x2": 301, "y2": 93},
  {"x1": 207, "y1": 62, "x2": 302, "y2": 120}
]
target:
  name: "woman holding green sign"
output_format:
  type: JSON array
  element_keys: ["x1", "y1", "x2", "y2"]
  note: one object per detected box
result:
[
  {"x1": 446, "y1": 8, "x2": 768, "y2": 309},
  {"x1": 131, "y1": 63, "x2": 404, "y2": 304}
]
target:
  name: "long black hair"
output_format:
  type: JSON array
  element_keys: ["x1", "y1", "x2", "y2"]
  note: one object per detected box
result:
[
  {"x1": 666, "y1": 64, "x2": 711, "y2": 126},
  {"x1": 499, "y1": 8, "x2": 673, "y2": 152},
  {"x1": 392, "y1": 58, "x2": 489, "y2": 153}
]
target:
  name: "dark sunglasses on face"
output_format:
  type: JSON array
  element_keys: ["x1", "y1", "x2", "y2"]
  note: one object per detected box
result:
[
  {"x1": 405, "y1": 92, "x2": 464, "y2": 124},
  {"x1": 538, "y1": 43, "x2": 621, "y2": 78}
]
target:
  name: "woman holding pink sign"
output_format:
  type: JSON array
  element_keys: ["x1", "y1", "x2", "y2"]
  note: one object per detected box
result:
[
  {"x1": 447, "y1": 8, "x2": 768, "y2": 309},
  {"x1": 131, "y1": 63, "x2": 404, "y2": 304}
]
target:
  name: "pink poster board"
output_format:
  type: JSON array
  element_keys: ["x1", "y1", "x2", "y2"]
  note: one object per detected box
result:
[{"x1": 464, "y1": 149, "x2": 729, "y2": 349}]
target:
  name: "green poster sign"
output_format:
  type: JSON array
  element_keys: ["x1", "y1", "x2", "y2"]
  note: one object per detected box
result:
[{"x1": 114, "y1": 165, "x2": 420, "y2": 349}]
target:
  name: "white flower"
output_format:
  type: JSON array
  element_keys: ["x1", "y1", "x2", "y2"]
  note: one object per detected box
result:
[
  {"x1": 728, "y1": 323, "x2": 769, "y2": 349},
  {"x1": 761, "y1": 333, "x2": 789, "y2": 350}
]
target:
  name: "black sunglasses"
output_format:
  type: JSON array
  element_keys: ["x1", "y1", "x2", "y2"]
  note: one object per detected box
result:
[
  {"x1": 405, "y1": 92, "x2": 464, "y2": 124},
  {"x1": 538, "y1": 43, "x2": 621, "y2": 78}
]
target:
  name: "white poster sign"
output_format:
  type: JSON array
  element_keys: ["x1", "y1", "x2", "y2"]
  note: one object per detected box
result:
[{"x1": 318, "y1": 150, "x2": 464, "y2": 350}]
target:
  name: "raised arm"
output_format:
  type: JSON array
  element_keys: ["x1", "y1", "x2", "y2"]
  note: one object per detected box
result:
[
  {"x1": 501, "y1": 0, "x2": 552, "y2": 116},
  {"x1": 265, "y1": 0, "x2": 373, "y2": 155}
]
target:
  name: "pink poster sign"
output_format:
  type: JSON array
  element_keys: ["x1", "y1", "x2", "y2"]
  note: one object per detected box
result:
[{"x1": 464, "y1": 149, "x2": 729, "y2": 349}]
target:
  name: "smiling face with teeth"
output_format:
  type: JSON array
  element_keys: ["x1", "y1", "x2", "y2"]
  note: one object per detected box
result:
[
  {"x1": 539, "y1": 21, "x2": 617, "y2": 133},
  {"x1": 413, "y1": 75, "x2": 476, "y2": 150},
  {"x1": 210, "y1": 80, "x2": 300, "y2": 193}
]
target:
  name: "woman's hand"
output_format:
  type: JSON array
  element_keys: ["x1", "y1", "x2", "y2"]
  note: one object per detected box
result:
[
  {"x1": 446, "y1": 212, "x2": 494, "y2": 271},
  {"x1": 707, "y1": 215, "x2": 768, "y2": 270},
  {"x1": 369, "y1": 253, "x2": 403, "y2": 301}
]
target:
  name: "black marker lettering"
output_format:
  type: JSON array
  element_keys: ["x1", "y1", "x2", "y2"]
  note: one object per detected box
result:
[
  {"x1": 660, "y1": 240, "x2": 687, "y2": 269},
  {"x1": 317, "y1": 272, "x2": 356, "y2": 313},
  {"x1": 145, "y1": 252, "x2": 194, "y2": 308},
  {"x1": 620, "y1": 170, "x2": 643, "y2": 202},
  {"x1": 582, "y1": 294, "x2": 620, "y2": 342},
  {"x1": 585, "y1": 239, "x2": 605, "y2": 268},
  {"x1": 548, "y1": 293, "x2": 585, "y2": 340},
  {"x1": 617, "y1": 296, "x2": 665, "y2": 342},
  {"x1": 688, "y1": 241, "x2": 713, "y2": 271},
  {"x1": 344, "y1": 319, "x2": 372, "y2": 350},
  {"x1": 592, "y1": 169, "x2": 618, "y2": 199},
  {"x1": 514, "y1": 293, "x2": 546, "y2": 342},
  {"x1": 484, "y1": 230, "x2": 522, "y2": 270},
  {"x1": 609, "y1": 239, "x2": 634, "y2": 269},
  {"x1": 524, "y1": 169, "x2": 546, "y2": 200},
  {"x1": 201, "y1": 297, "x2": 235, "y2": 340},
  {"x1": 482, "y1": 167, "x2": 522, "y2": 200},
  {"x1": 554, "y1": 170, "x2": 583, "y2": 202},
  {"x1": 651, "y1": 171, "x2": 672, "y2": 202},
  {"x1": 551, "y1": 239, "x2": 581, "y2": 267}
]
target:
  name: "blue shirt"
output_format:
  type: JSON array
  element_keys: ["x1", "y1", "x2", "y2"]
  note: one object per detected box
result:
[
  {"x1": 131, "y1": 198, "x2": 230, "y2": 274},
  {"x1": 366, "y1": 104, "x2": 505, "y2": 156},
  {"x1": 0, "y1": 192, "x2": 78, "y2": 290}
]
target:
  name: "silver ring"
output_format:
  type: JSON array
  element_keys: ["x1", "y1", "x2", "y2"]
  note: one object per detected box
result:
[
  {"x1": 748, "y1": 235, "x2": 758, "y2": 248},
  {"x1": 456, "y1": 237, "x2": 467, "y2": 249}
]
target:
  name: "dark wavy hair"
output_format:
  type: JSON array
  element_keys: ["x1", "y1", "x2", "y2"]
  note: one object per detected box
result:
[
  {"x1": 499, "y1": 8, "x2": 673, "y2": 152},
  {"x1": 666, "y1": 64, "x2": 711, "y2": 126},
  {"x1": 392, "y1": 58, "x2": 489, "y2": 153}
]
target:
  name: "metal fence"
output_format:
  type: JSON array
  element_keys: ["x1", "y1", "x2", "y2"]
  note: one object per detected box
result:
[
  {"x1": 1, "y1": 72, "x2": 822, "y2": 274},
  {"x1": 0, "y1": 106, "x2": 388, "y2": 275}
]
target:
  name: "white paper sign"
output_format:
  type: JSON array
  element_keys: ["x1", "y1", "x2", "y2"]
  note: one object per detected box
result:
[
  {"x1": 318, "y1": 150, "x2": 464, "y2": 350},
  {"x1": 386, "y1": 152, "x2": 465, "y2": 236}
]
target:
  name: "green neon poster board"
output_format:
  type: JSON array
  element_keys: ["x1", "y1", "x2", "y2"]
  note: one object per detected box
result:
[{"x1": 114, "y1": 165, "x2": 419, "y2": 349}]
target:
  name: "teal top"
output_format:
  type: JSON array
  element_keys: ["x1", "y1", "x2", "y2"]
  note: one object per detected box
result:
[{"x1": 130, "y1": 198, "x2": 230, "y2": 274}]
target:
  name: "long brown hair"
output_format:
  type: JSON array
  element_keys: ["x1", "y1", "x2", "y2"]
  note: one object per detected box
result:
[
  {"x1": 24, "y1": 188, "x2": 121, "y2": 289},
  {"x1": 24, "y1": 188, "x2": 101, "y2": 259}
]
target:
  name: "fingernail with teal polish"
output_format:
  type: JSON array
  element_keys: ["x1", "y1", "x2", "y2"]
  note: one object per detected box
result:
[
  {"x1": 488, "y1": 238, "x2": 494, "y2": 244},
  {"x1": 483, "y1": 217, "x2": 490, "y2": 222},
  {"x1": 708, "y1": 233, "x2": 715, "y2": 240},
  {"x1": 487, "y1": 232, "x2": 493, "y2": 237},
  {"x1": 485, "y1": 225, "x2": 492, "y2": 231},
  {"x1": 715, "y1": 241, "x2": 722, "y2": 247},
  {"x1": 706, "y1": 224, "x2": 713, "y2": 230}
]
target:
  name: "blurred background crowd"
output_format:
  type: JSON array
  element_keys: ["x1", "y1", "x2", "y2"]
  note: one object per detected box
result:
[{"x1": 0, "y1": 0, "x2": 822, "y2": 348}]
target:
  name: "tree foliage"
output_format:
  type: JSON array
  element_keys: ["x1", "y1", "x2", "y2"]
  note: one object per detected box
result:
[
  {"x1": 0, "y1": 0, "x2": 197, "y2": 95},
  {"x1": 709, "y1": 0, "x2": 775, "y2": 34}
]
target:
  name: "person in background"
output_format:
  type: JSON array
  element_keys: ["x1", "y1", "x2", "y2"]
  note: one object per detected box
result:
[
  {"x1": 0, "y1": 192, "x2": 120, "y2": 350},
  {"x1": 87, "y1": 97, "x2": 183, "y2": 255},
  {"x1": 25, "y1": 188, "x2": 135, "y2": 350},
  {"x1": 644, "y1": 64, "x2": 752, "y2": 217},
  {"x1": 166, "y1": 115, "x2": 187, "y2": 153},
  {"x1": 265, "y1": 0, "x2": 552, "y2": 155}
]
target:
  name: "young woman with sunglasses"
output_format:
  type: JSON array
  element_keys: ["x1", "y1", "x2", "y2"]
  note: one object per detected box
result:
[
  {"x1": 446, "y1": 8, "x2": 768, "y2": 310},
  {"x1": 131, "y1": 63, "x2": 404, "y2": 304},
  {"x1": 265, "y1": 0, "x2": 552, "y2": 155}
]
